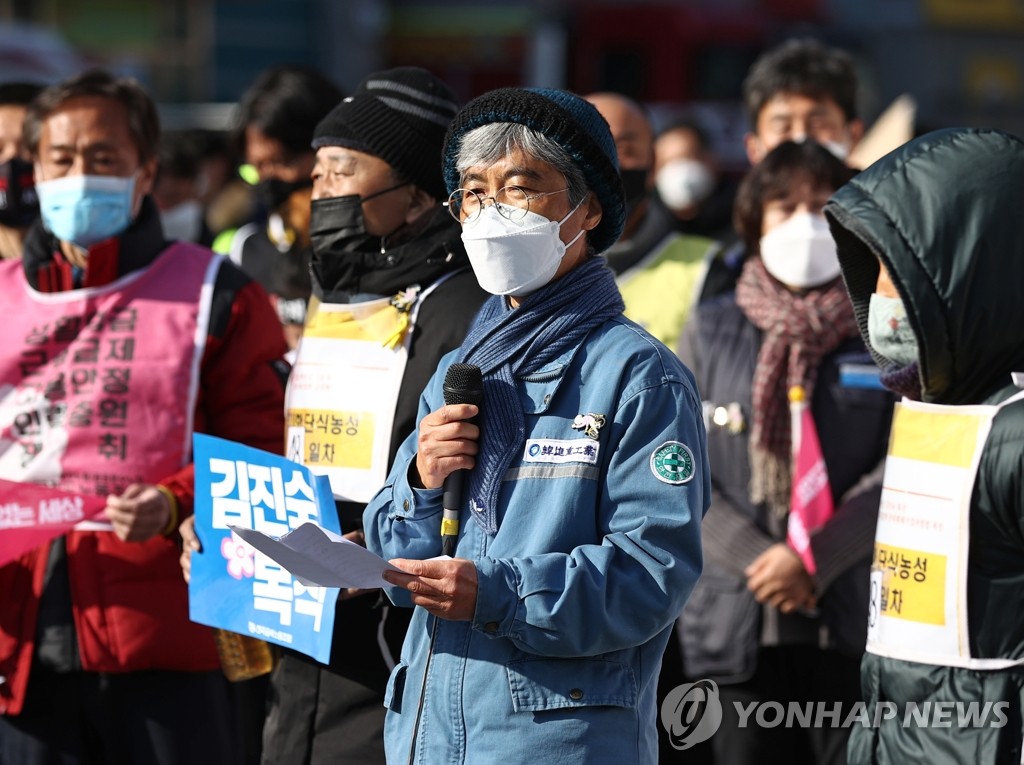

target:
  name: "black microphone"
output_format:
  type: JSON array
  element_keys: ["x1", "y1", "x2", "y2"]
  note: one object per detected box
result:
[{"x1": 440, "y1": 363, "x2": 483, "y2": 557}]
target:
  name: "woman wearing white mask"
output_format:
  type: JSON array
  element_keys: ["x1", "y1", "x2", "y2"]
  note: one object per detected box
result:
[
  {"x1": 674, "y1": 140, "x2": 893, "y2": 765},
  {"x1": 362, "y1": 87, "x2": 710, "y2": 765}
]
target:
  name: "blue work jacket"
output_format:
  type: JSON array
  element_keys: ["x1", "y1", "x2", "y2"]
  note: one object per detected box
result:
[{"x1": 364, "y1": 314, "x2": 709, "y2": 765}]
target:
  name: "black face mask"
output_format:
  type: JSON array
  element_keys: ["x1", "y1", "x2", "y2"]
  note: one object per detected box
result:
[
  {"x1": 619, "y1": 167, "x2": 649, "y2": 217},
  {"x1": 308, "y1": 182, "x2": 410, "y2": 294},
  {"x1": 255, "y1": 176, "x2": 312, "y2": 213},
  {"x1": 0, "y1": 157, "x2": 38, "y2": 228}
]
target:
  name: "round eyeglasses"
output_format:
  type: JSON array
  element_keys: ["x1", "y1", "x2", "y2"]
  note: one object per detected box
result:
[{"x1": 445, "y1": 186, "x2": 569, "y2": 223}]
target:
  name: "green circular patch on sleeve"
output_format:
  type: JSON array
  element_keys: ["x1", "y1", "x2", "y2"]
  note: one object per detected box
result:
[{"x1": 650, "y1": 441, "x2": 696, "y2": 485}]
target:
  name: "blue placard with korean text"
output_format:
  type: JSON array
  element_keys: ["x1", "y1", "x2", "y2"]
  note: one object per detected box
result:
[{"x1": 189, "y1": 434, "x2": 340, "y2": 663}]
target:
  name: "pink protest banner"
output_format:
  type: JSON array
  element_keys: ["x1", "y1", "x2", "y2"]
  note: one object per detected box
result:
[
  {"x1": 0, "y1": 479, "x2": 107, "y2": 566},
  {"x1": 786, "y1": 387, "x2": 836, "y2": 576}
]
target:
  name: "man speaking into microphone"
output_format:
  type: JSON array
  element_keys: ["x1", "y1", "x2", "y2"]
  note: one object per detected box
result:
[{"x1": 363, "y1": 87, "x2": 710, "y2": 765}]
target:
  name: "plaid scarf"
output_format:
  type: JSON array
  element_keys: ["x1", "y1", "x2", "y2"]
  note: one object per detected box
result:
[
  {"x1": 458, "y1": 256, "x2": 624, "y2": 534},
  {"x1": 735, "y1": 256, "x2": 859, "y2": 517}
]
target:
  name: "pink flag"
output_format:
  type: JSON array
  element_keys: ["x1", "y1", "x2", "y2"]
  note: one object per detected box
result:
[
  {"x1": 786, "y1": 388, "x2": 835, "y2": 575},
  {"x1": 0, "y1": 479, "x2": 107, "y2": 566}
]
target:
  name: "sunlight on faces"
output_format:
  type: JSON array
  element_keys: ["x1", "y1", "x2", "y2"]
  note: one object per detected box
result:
[
  {"x1": 756, "y1": 168, "x2": 844, "y2": 293},
  {"x1": 311, "y1": 145, "x2": 428, "y2": 236},
  {"x1": 459, "y1": 148, "x2": 601, "y2": 302},
  {"x1": 746, "y1": 92, "x2": 862, "y2": 164},
  {"x1": 761, "y1": 174, "x2": 834, "y2": 237},
  {"x1": 35, "y1": 95, "x2": 156, "y2": 219}
]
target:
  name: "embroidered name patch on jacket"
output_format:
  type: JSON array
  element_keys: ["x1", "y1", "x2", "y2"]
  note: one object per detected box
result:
[{"x1": 522, "y1": 438, "x2": 600, "y2": 465}]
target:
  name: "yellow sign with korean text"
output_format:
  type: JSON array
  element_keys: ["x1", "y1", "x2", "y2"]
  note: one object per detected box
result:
[
  {"x1": 867, "y1": 390, "x2": 1024, "y2": 670},
  {"x1": 287, "y1": 408, "x2": 375, "y2": 471},
  {"x1": 284, "y1": 277, "x2": 454, "y2": 504},
  {"x1": 285, "y1": 295, "x2": 412, "y2": 503},
  {"x1": 872, "y1": 542, "x2": 946, "y2": 626}
]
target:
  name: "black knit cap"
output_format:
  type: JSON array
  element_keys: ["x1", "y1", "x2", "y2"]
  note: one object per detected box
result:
[
  {"x1": 441, "y1": 87, "x2": 625, "y2": 254},
  {"x1": 312, "y1": 66, "x2": 459, "y2": 200}
]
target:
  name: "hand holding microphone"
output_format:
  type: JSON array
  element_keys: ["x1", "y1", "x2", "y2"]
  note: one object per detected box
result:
[{"x1": 413, "y1": 364, "x2": 483, "y2": 556}]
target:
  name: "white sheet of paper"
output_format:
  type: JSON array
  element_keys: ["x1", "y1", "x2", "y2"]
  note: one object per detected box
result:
[{"x1": 230, "y1": 523, "x2": 402, "y2": 589}]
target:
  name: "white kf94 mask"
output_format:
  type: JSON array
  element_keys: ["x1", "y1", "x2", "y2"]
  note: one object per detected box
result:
[
  {"x1": 758, "y1": 211, "x2": 841, "y2": 289},
  {"x1": 460, "y1": 201, "x2": 585, "y2": 297}
]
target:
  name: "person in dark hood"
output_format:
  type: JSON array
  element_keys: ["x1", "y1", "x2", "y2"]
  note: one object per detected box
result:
[
  {"x1": 825, "y1": 127, "x2": 1024, "y2": 765},
  {"x1": 223, "y1": 65, "x2": 342, "y2": 352},
  {"x1": 180, "y1": 66, "x2": 487, "y2": 764}
]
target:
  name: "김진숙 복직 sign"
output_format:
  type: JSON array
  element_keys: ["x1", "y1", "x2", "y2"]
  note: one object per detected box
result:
[{"x1": 189, "y1": 434, "x2": 340, "y2": 663}]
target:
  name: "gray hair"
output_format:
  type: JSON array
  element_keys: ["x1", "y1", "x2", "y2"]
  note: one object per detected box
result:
[{"x1": 455, "y1": 123, "x2": 589, "y2": 208}]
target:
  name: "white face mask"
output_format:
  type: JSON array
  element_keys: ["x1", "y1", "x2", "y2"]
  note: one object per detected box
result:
[
  {"x1": 159, "y1": 199, "x2": 204, "y2": 242},
  {"x1": 460, "y1": 201, "x2": 585, "y2": 297},
  {"x1": 759, "y1": 211, "x2": 841, "y2": 289},
  {"x1": 654, "y1": 159, "x2": 715, "y2": 210},
  {"x1": 821, "y1": 138, "x2": 851, "y2": 162},
  {"x1": 789, "y1": 133, "x2": 851, "y2": 162}
]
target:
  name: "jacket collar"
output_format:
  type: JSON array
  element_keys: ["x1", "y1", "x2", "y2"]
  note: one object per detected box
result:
[
  {"x1": 312, "y1": 205, "x2": 468, "y2": 303},
  {"x1": 23, "y1": 196, "x2": 168, "y2": 293}
]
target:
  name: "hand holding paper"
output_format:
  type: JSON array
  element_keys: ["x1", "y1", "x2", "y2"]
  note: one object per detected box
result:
[{"x1": 382, "y1": 556, "x2": 478, "y2": 622}]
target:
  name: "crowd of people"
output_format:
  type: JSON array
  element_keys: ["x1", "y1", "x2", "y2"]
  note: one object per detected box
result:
[{"x1": 0, "y1": 33, "x2": 1022, "y2": 765}]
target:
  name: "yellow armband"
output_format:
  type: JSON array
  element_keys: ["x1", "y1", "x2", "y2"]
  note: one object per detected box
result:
[{"x1": 157, "y1": 485, "x2": 181, "y2": 536}]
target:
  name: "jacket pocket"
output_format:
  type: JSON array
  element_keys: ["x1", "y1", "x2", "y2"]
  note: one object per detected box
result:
[
  {"x1": 506, "y1": 657, "x2": 637, "y2": 712},
  {"x1": 678, "y1": 570, "x2": 759, "y2": 682},
  {"x1": 383, "y1": 661, "x2": 408, "y2": 713}
]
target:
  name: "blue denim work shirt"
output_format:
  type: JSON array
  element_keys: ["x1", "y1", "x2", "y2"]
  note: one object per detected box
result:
[{"x1": 364, "y1": 314, "x2": 709, "y2": 765}]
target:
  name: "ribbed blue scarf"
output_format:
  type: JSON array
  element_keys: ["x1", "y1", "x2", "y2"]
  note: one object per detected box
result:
[{"x1": 457, "y1": 256, "x2": 625, "y2": 534}]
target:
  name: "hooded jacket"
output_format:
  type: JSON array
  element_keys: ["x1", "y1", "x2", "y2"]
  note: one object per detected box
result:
[{"x1": 825, "y1": 127, "x2": 1024, "y2": 765}]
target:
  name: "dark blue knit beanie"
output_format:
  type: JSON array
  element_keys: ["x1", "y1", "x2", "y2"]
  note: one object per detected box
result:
[{"x1": 441, "y1": 87, "x2": 625, "y2": 254}]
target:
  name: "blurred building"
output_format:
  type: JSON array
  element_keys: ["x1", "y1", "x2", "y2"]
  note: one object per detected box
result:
[{"x1": 1, "y1": 0, "x2": 1021, "y2": 147}]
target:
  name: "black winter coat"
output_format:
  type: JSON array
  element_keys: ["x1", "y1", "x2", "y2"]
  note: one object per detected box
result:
[
  {"x1": 826, "y1": 127, "x2": 1024, "y2": 765},
  {"x1": 262, "y1": 207, "x2": 487, "y2": 764},
  {"x1": 677, "y1": 291, "x2": 892, "y2": 682}
]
